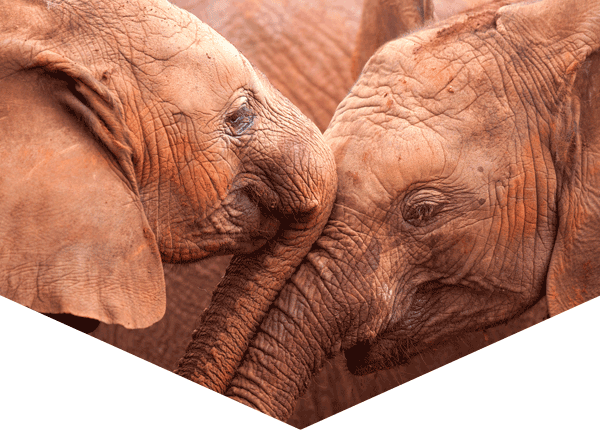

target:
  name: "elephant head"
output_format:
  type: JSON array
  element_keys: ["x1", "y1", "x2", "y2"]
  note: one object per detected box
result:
[
  {"x1": 175, "y1": 0, "x2": 364, "y2": 133},
  {"x1": 0, "y1": 0, "x2": 335, "y2": 367},
  {"x1": 352, "y1": 0, "x2": 434, "y2": 80},
  {"x1": 219, "y1": 0, "x2": 600, "y2": 419}
]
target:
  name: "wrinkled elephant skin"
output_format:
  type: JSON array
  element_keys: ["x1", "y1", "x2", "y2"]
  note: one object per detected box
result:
[
  {"x1": 174, "y1": 0, "x2": 363, "y2": 133},
  {"x1": 93, "y1": 255, "x2": 547, "y2": 427},
  {"x1": 223, "y1": 0, "x2": 600, "y2": 420},
  {"x1": 0, "y1": 0, "x2": 336, "y2": 394},
  {"x1": 352, "y1": 0, "x2": 434, "y2": 80}
]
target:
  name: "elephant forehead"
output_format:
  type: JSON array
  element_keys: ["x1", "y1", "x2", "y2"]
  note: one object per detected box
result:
[
  {"x1": 330, "y1": 117, "x2": 451, "y2": 212},
  {"x1": 154, "y1": 36, "x2": 253, "y2": 113},
  {"x1": 369, "y1": 34, "x2": 461, "y2": 94},
  {"x1": 121, "y1": 0, "x2": 255, "y2": 111}
]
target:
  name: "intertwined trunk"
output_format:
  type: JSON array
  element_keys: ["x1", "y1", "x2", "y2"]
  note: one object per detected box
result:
[
  {"x1": 175, "y1": 140, "x2": 337, "y2": 394},
  {"x1": 224, "y1": 250, "x2": 345, "y2": 420}
]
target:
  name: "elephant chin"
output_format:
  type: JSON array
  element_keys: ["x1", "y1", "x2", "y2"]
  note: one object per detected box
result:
[{"x1": 43, "y1": 313, "x2": 101, "y2": 334}]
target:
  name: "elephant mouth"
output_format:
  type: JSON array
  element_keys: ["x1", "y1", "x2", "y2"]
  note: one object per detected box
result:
[
  {"x1": 43, "y1": 313, "x2": 101, "y2": 334},
  {"x1": 166, "y1": 183, "x2": 282, "y2": 263},
  {"x1": 344, "y1": 336, "x2": 412, "y2": 376},
  {"x1": 345, "y1": 279, "x2": 451, "y2": 375}
]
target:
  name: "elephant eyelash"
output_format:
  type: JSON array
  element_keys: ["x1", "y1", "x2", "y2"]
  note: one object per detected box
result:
[
  {"x1": 402, "y1": 189, "x2": 448, "y2": 227},
  {"x1": 403, "y1": 201, "x2": 444, "y2": 226},
  {"x1": 225, "y1": 103, "x2": 255, "y2": 136}
]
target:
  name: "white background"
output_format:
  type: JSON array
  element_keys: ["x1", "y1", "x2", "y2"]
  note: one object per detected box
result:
[{"x1": 1, "y1": 295, "x2": 598, "y2": 429}]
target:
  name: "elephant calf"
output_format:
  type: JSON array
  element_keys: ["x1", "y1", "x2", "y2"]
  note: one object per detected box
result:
[
  {"x1": 0, "y1": 0, "x2": 336, "y2": 392},
  {"x1": 187, "y1": 0, "x2": 600, "y2": 419}
]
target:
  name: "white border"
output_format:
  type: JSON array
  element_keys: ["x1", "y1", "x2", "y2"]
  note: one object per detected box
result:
[{"x1": 1, "y1": 295, "x2": 598, "y2": 429}]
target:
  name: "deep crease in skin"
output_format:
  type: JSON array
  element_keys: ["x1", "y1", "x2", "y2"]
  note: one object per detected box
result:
[{"x1": 218, "y1": 1, "x2": 600, "y2": 420}]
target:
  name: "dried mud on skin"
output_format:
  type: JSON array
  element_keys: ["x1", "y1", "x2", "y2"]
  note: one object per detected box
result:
[{"x1": 90, "y1": 257, "x2": 548, "y2": 428}]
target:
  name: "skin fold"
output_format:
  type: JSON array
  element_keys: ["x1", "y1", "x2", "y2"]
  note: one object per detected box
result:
[
  {"x1": 218, "y1": 0, "x2": 600, "y2": 420},
  {"x1": 172, "y1": 0, "x2": 363, "y2": 132},
  {"x1": 93, "y1": 256, "x2": 546, "y2": 427},
  {"x1": 90, "y1": 0, "x2": 544, "y2": 424},
  {"x1": 0, "y1": 0, "x2": 336, "y2": 393},
  {"x1": 77, "y1": 0, "x2": 435, "y2": 423},
  {"x1": 351, "y1": 0, "x2": 503, "y2": 80},
  {"x1": 173, "y1": 0, "x2": 440, "y2": 397}
]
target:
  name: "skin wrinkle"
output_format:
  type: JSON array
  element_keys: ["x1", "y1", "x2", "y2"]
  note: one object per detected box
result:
[
  {"x1": 320, "y1": 221, "x2": 390, "y2": 338},
  {"x1": 289, "y1": 271, "x2": 343, "y2": 353},
  {"x1": 302, "y1": 248, "x2": 351, "y2": 343},
  {"x1": 224, "y1": 1, "x2": 600, "y2": 418},
  {"x1": 186, "y1": 0, "x2": 359, "y2": 131},
  {"x1": 266, "y1": 319, "x2": 319, "y2": 394},
  {"x1": 2, "y1": 0, "x2": 337, "y2": 345}
]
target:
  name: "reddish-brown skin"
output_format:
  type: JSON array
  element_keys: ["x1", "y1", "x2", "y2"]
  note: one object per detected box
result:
[
  {"x1": 173, "y1": 0, "x2": 363, "y2": 132},
  {"x1": 92, "y1": 258, "x2": 232, "y2": 370},
  {"x1": 92, "y1": 0, "x2": 547, "y2": 424},
  {"x1": 172, "y1": 0, "x2": 442, "y2": 397},
  {"x1": 0, "y1": 0, "x2": 336, "y2": 397},
  {"x1": 352, "y1": 0, "x2": 434, "y2": 80},
  {"x1": 351, "y1": 0, "x2": 504, "y2": 81},
  {"x1": 221, "y1": 0, "x2": 600, "y2": 421},
  {"x1": 91, "y1": 259, "x2": 547, "y2": 427}
]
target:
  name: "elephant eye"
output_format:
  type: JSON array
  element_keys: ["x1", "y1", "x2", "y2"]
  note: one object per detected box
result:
[
  {"x1": 402, "y1": 189, "x2": 447, "y2": 227},
  {"x1": 225, "y1": 103, "x2": 255, "y2": 136},
  {"x1": 404, "y1": 202, "x2": 441, "y2": 226}
]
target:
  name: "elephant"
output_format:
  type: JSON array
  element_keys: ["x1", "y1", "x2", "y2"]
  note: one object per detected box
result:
[
  {"x1": 172, "y1": 0, "x2": 441, "y2": 398},
  {"x1": 87, "y1": 0, "x2": 543, "y2": 425},
  {"x1": 0, "y1": 0, "x2": 336, "y2": 382},
  {"x1": 174, "y1": 0, "x2": 600, "y2": 420},
  {"x1": 352, "y1": 0, "x2": 434, "y2": 81},
  {"x1": 81, "y1": 0, "x2": 435, "y2": 424},
  {"x1": 91, "y1": 256, "x2": 546, "y2": 427},
  {"x1": 351, "y1": 0, "x2": 503, "y2": 80},
  {"x1": 172, "y1": 0, "x2": 363, "y2": 133}
]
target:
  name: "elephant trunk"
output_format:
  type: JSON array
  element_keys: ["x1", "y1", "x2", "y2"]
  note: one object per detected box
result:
[
  {"x1": 224, "y1": 249, "x2": 345, "y2": 420},
  {"x1": 175, "y1": 134, "x2": 337, "y2": 394}
]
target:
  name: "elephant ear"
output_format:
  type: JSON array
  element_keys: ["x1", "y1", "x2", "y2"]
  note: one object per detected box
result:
[
  {"x1": 546, "y1": 54, "x2": 600, "y2": 316},
  {"x1": 0, "y1": 47, "x2": 166, "y2": 329},
  {"x1": 496, "y1": 0, "x2": 600, "y2": 316},
  {"x1": 351, "y1": 0, "x2": 433, "y2": 80}
]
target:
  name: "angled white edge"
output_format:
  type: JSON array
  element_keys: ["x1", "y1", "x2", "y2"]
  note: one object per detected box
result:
[
  {"x1": 1, "y1": 295, "x2": 598, "y2": 429},
  {"x1": 309, "y1": 296, "x2": 600, "y2": 429},
  {"x1": 0, "y1": 296, "x2": 289, "y2": 430}
]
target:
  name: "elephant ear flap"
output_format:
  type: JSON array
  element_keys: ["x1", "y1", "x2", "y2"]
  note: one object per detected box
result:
[
  {"x1": 351, "y1": 0, "x2": 433, "y2": 80},
  {"x1": 0, "y1": 48, "x2": 166, "y2": 329},
  {"x1": 546, "y1": 52, "x2": 600, "y2": 316},
  {"x1": 496, "y1": 0, "x2": 600, "y2": 316}
]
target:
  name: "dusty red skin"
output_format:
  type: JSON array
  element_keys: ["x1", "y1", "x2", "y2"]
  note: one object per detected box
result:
[
  {"x1": 92, "y1": 0, "x2": 554, "y2": 425},
  {"x1": 91, "y1": 0, "x2": 439, "y2": 420},
  {"x1": 174, "y1": 0, "x2": 363, "y2": 133},
  {"x1": 0, "y1": 0, "x2": 336, "y2": 398},
  {"x1": 220, "y1": 0, "x2": 600, "y2": 420},
  {"x1": 92, "y1": 256, "x2": 548, "y2": 427},
  {"x1": 352, "y1": 0, "x2": 434, "y2": 80}
]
